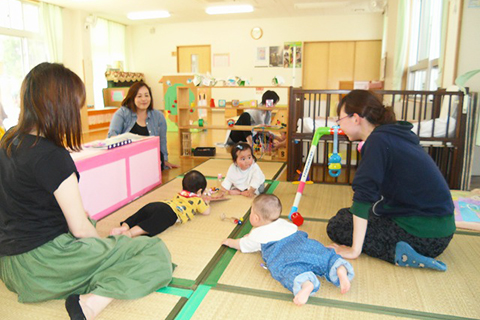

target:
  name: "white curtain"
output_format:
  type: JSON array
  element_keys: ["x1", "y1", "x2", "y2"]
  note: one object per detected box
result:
[
  {"x1": 91, "y1": 18, "x2": 126, "y2": 109},
  {"x1": 392, "y1": 0, "x2": 410, "y2": 90},
  {"x1": 40, "y1": 2, "x2": 63, "y2": 63},
  {"x1": 436, "y1": 0, "x2": 449, "y2": 88}
]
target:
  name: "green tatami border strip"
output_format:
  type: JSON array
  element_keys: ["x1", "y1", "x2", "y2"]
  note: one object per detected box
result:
[
  {"x1": 279, "y1": 215, "x2": 330, "y2": 223},
  {"x1": 213, "y1": 284, "x2": 477, "y2": 320},
  {"x1": 454, "y1": 229, "x2": 480, "y2": 236},
  {"x1": 271, "y1": 162, "x2": 287, "y2": 181},
  {"x1": 157, "y1": 286, "x2": 193, "y2": 298},
  {"x1": 192, "y1": 203, "x2": 253, "y2": 287},
  {"x1": 174, "y1": 284, "x2": 211, "y2": 320},
  {"x1": 170, "y1": 278, "x2": 196, "y2": 289},
  {"x1": 165, "y1": 297, "x2": 188, "y2": 320},
  {"x1": 195, "y1": 180, "x2": 276, "y2": 287},
  {"x1": 203, "y1": 218, "x2": 254, "y2": 287},
  {"x1": 179, "y1": 174, "x2": 275, "y2": 184}
]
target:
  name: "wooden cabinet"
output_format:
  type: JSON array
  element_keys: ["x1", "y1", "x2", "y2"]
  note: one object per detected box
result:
[{"x1": 177, "y1": 86, "x2": 291, "y2": 161}]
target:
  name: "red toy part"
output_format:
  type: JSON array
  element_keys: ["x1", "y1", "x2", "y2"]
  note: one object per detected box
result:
[{"x1": 290, "y1": 212, "x2": 304, "y2": 226}]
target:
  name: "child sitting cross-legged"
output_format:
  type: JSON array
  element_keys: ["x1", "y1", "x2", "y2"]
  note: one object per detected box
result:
[
  {"x1": 222, "y1": 194, "x2": 354, "y2": 306},
  {"x1": 110, "y1": 170, "x2": 211, "y2": 238}
]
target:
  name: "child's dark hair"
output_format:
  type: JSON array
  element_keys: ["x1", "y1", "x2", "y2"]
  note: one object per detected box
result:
[
  {"x1": 337, "y1": 90, "x2": 396, "y2": 126},
  {"x1": 261, "y1": 90, "x2": 280, "y2": 105},
  {"x1": 182, "y1": 170, "x2": 207, "y2": 193},
  {"x1": 231, "y1": 142, "x2": 257, "y2": 163}
]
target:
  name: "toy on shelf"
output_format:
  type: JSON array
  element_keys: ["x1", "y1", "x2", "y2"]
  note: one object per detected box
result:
[
  {"x1": 252, "y1": 129, "x2": 276, "y2": 160},
  {"x1": 220, "y1": 213, "x2": 243, "y2": 225},
  {"x1": 272, "y1": 75, "x2": 285, "y2": 86},
  {"x1": 232, "y1": 100, "x2": 240, "y2": 107},
  {"x1": 289, "y1": 126, "x2": 345, "y2": 226},
  {"x1": 193, "y1": 73, "x2": 216, "y2": 87},
  {"x1": 182, "y1": 132, "x2": 192, "y2": 156},
  {"x1": 218, "y1": 99, "x2": 226, "y2": 107},
  {"x1": 210, "y1": 98, "x2": 215, "y2": 108},
  {"x1": 227, "y1": 119, "x2": 235, "y2": 127}
]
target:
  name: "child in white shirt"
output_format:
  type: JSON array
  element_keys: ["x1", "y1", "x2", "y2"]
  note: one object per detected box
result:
[
  {"x1": 222, "y1": 194, "x2": 354, "y2": 306},
  {"x1": 221, "y1": 142, "x2": 265, "y2": 198}
]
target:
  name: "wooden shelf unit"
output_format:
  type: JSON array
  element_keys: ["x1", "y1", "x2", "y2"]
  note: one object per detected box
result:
[{"x1": 177, "y1": 86, "x2": 291, "y2": 161}]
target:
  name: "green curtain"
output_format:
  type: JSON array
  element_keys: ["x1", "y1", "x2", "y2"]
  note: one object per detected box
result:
[
  {"x1": 393, "y1": 0, "x2": 410, "y2": 90},
  {"x1": 40, "y1": 2, "x2": 63, "y2": 63}
]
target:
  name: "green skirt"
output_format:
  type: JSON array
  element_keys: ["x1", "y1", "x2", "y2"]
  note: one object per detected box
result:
[{"x1": 0, "y1": 233, "x2": 173, "y2": 303}]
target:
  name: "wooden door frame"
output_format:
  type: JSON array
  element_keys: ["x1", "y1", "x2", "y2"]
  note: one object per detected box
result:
[{"x1": 176, "y1": 45, "x2": 211, "y2": 73}]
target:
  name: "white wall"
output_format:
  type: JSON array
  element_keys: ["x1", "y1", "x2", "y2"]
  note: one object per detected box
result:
[
  {"x1": 383, "y1": 0, "x2": 398, "y2": 90},
  {"x1": 442, "y1": 0, "x2": 463, "y2": 87},
  {"x1": 127, "y1": 14, "x2": 383, "y2": 107},
  {"x1": 457, "y1": 3, "x2": 480, "y2": 176}
]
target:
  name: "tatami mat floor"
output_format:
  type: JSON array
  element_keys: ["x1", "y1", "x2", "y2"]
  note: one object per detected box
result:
[{"x1": 1, "y1": 159, "x2": 479, "y2": 320}]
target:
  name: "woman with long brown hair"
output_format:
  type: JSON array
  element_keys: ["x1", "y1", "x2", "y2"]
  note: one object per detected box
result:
[
  {"x1": 0, "y1": 63, "x2": 173, "y2": 319},
  {"x1": 108, "y1": 81, "x2": 178, "y2": 170},
  {"x1": 327, "y1": 90, "x2": 455, "y2": 272}
]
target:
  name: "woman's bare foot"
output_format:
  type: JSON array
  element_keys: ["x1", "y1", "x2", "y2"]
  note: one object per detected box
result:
[
  {"x1": 293, "y1": 281, "x2": 314, "y2": 306},
  {"x1": 79, "y1": 293, "x2": 113, "y2": 320},
  {"x1": 121, "y1": 230, "x2": 133, "y2": 238},
  {"x1": 110, "y1": 224, "x2": 129, "y2": 236},
  {"x1": 337, "y1": 265, "x2": 351, "y2": 294}
]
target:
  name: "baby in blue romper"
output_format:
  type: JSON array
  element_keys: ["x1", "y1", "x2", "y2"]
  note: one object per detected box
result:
[{"x1": 222, "y1": 194, "x2": 354, "y2": 306}]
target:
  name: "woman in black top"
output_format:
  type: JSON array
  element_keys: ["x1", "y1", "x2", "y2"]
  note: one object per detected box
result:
[{"x1": 0, "y1": 63, "x2": 173, "y2": 319}]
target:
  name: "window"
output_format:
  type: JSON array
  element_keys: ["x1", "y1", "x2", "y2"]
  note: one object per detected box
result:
[
  {"x1": 0, "y1": 0, "x2": 47, "y2": 129},
  {"x1": 407, "y1": 0, "x2": 443, "y2": 91},
  {"x1": 90, "y1": 18, "x2": 126, "y2": 109}
]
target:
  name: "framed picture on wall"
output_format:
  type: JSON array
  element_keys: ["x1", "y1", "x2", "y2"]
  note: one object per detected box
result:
[
  {"x1": 255, "y1": 46, "x2": 269, "y2": 67},
  {"x1": 269, "y1": 46, "x2": 282, "y2": 67},
  {"x1": 283, "y1": 42, "x2": 302, "y2": 68}
]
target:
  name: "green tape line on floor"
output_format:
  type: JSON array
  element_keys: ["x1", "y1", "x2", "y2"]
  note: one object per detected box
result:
[
  {"x1": 157, "y1": 286, "x2": 193, "y2": 298},
  {"x1": 174, "y1": 284, "x2": 211, "y2": 320},
  {"x1": 266, "y1": 180, "x2": 279, "y2": 194}
]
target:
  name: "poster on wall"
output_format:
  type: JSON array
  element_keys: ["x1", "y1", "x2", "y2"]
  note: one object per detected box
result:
[
  {"x1": 283, "y1": 42, "x2": 302, "y2": 68},
  {"x1": 213, "y1": 53, "x2": 230, "y2": 67},
  {"x1": 255, "y1": 47, "x2": 269, "y2": 67},
  {"x1": 269, "y1": 46, "x2": 282, "y2": 67},
  {"x1": 468, "y1": 0, "x2": 480, "y2": 8}
]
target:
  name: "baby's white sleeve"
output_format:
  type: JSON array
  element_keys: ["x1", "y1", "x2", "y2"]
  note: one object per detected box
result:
[
  {"x1": 222, "y1": 166, "x2": 234, "y2": 190},
  {"x1": 239, "y1": 234, "x2": 261, "y2": 253},
  {"x1": 249, "y1": 165, "x2": 266, "y2": 189}
]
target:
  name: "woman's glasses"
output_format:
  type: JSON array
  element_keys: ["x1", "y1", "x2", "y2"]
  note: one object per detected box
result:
[{"x1": 336, "y1": 114, "x2": 352, "y2": 124}]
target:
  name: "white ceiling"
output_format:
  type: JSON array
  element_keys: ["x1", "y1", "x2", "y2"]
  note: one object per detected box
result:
[{"x1": 42, "y1": 0, "x2": 386, "y2": 26}]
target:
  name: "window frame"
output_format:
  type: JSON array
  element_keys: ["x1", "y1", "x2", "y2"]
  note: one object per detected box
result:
[
  {"x1": 0, "y1": 0, "x2": 47, "y2": 129},
  {"x1": 406, "y1": 0, "x2": 442, "y2": 91}
]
